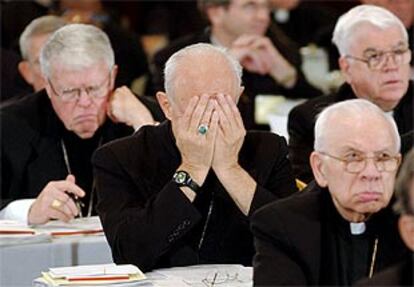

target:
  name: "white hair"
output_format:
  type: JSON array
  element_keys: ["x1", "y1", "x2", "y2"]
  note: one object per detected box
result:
[
  {"x1": 19, "y1": 15, "x2": 66, "y2": 61},
  {"x1": 40, "y1": 24, "x2": 114, "y2": 78},
  {"x1": 332, "y1": 4, "x2": 408, "y2": 56},
  {"x1": 163, "y1": 43, "x2": 242, "y2": 98},
  {"x1": 314, "y1": 99, "x2": 401, "y2": 152}
]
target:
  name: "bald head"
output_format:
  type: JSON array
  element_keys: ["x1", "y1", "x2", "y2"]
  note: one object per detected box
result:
[
  {"x1": 315, "y1": 99, "x2": 400, "y2": 155},
  {"x1": 164, "y1": 43, "x2": 242, "y2": 102}
]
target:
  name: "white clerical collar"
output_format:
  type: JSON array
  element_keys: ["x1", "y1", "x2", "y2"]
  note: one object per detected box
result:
[
  {"x1": 350, "y1": 222, "x2": 366, "y2": 235},
  {"x1": 384, "y1": 110, "x2": 394, "y2": 117},
  {"x1": 273, "y1": 9, "x2": 290, "y2": 23}
]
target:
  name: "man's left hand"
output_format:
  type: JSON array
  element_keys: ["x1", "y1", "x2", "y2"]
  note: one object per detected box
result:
[
  {"x1": 212, "y1": 93, "x2": 246, "y2": 172},
  {"x1": 107, "y1": 86, "x2": 157, "y2": 130}
]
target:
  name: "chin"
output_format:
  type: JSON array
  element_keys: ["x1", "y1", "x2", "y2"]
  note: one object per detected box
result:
[{"x1": 73, "y1": 123, "x2": 99, "y2": 139}]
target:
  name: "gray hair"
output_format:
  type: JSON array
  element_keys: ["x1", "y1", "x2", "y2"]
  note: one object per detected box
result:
[
  {"x1": 314, "y1": 99, "x2": 401, "y2": 152},
  {"x1": 394, "y1": 148, "x2": 414, "y2": 215},
  {"x1": 40, "y1": 23, "x2": 114, "y2": 78},
  {"x1": 332, "y1": 5, "x2": 408, "y2": 56},
  {"x1": 19, "y1": 15, "x2": 66, "y2": 61},
  {"x1": 163, "y1": 43, "x2": 242, "y2": 99}
]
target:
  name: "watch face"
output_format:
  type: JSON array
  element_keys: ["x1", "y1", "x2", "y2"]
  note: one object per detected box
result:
[{"x1": 175, "y1": 171, "x2": 187, "y2": 184}]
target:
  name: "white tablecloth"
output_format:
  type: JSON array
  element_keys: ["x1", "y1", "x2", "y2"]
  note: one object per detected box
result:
[
  {"x1": 1, "y1": 235, "x2": 112, "y2": 286},
  {"x1": 32, "y1": 264, "x2": 252, "y2": 287}
]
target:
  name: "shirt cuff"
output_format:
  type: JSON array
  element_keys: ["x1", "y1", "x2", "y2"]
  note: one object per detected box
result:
[{"x1": 0, "y1": 199, "x2": 35, "y2": 224}]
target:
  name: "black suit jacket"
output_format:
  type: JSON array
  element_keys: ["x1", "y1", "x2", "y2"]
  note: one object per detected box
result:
[
  {"x1": 251, "y1": 182, "x2": 409, "y2": 286},
  {"x1": 92, "y1": 121, "x2": 297, "y2": 272},
  {"x1": 0, "y1": 90, "x2": 163, "y2": 210},
  {"x1": 148, "y1": 27, "x2": 321, "y2": 129},
  {"x1": 288, "y1": 82, "x2": 414, "y2": 182}
]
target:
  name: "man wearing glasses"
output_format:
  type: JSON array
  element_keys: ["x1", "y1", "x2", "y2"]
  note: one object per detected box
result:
[
  {"x1": 252, "y1": 99, "x2": 410, "y2": 286},
  {"x1": 0, "y1": 24, "x2": 162, "y2": 224},
  {"x1": 288, "y1": 5, "x2": 413, "y2": 183}
]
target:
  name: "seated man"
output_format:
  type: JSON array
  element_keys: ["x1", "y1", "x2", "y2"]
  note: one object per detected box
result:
[
  {"x1": 0, "y1": 24, "x2": 163, "y2": 224},
  {"x1": 288, "y1": 5, "x2": 413, "y2": 182},
  {"x1": 252, "y1": 99, "x2": 410, "y2": 286},
  {"x1": 357, "y1": 147, "x2": 414, "y2": 286},
  {"x1": 93, "y1": 43, "x2": 297, "y2": 272},
  {"x1": 149, "y1": 0, "x2": 321, "y2": 129},
  {"x1": 17, "y1": 15, "x2": 67, "y2": 95}
]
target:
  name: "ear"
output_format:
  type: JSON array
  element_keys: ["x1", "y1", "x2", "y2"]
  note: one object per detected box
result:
[
  {"x1": 398, "y1": 215, "x2": 414, "y2": 251},
  {"x1": 205, "y1": 5, "x2": 226, "y2": 26},
  {"x1": 109, "y1": 65, "x2": 118, "y2": 90},
  {"x1": 18, "y1": 61, "x2": 34, "y2": 85},
  {"x1": 338, "y1": 56, "x2": 353, "y2": 84},
  {"x1": 43, "y1": 77, "x2": 53, "y2": 99},
  {"x1": 310, "y1": 151, "x2": 328, "y2": 187},
  {"x1": 156, "y1": 91, "x2": 172, "y2": 120}
]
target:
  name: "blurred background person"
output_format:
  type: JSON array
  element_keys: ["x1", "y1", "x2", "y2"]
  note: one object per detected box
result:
[{"x1": 148, "y1": 0, "x2": 322, "y2": 130}]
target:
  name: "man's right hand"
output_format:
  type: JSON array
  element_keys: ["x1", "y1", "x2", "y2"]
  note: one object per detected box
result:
[
  {"x1": 28, "y1": 175, "x2": 85, "y2": 225},
  {"x1": 173, "y1": 94, "x2": 219, "y2": 186}
]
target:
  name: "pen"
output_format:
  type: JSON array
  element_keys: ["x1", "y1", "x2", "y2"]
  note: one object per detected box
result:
[{"x1": 66, "y1": 192, "x2": 85, "y2": 218}]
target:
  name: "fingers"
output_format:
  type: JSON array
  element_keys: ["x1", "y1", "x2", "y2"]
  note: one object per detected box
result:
[
  {"x1": 189, "y1": 94, "x2": 210, "y2": 133},
  {"x1": 181, "y1": 96, "x2": 200, "y2": 130},
  {"x1": 52, "y1": 180, "x2": 85, "y2": 198}
]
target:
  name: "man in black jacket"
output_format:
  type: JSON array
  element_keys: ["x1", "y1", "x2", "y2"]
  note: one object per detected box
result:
[
  {"x1": 288, "y1": 5, "x2": 413, "y2": 183},
  {"x1": 0, "y1": 24, "x2": 162, "y2": 224},
  {"x1": 149, "y1": 0, "x2": 321, "y2": 130},
  {"x1": 93, "y1": 43, "x2": 297, "y2": 272},
  {"x1": 252, "y1": 99, "x2": 410, "y2": 286}
]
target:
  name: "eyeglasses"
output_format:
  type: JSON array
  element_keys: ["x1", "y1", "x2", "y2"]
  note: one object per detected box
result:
[
  {"x1": 345, "y1": 47, "x2": 411, "y2": 70},
  {"x1": 318, "y1": 151, "x2": 401, "y2": 174},
  {"x1": 47, "y1": 70, "x2": 112, "y2": 102},
  {"x1": 183, "y1": 271, "x2": 250, "y2": 287}
]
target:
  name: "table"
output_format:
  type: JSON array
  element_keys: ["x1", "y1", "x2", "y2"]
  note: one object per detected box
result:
[
  {"x1": 1, "y1": 235, "x2": 112, "y2": 286},
  {"x1": 32, "y1": 264, "x2": 253, "y2": 287}
]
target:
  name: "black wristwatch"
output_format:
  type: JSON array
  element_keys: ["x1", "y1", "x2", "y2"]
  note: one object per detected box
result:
[{"x1": 173, "y1": 170, "x2": 201, "y2": 193}]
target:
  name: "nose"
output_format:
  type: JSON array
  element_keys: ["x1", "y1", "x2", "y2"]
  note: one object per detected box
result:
[
  {"x1": 76, "y1": 89, "x2": 93, "y2": 107},
  {"x1": 381, "y1": 53, "x2": 399, "y2": 71},
  {"x1": 360, "y1": 158, "x2": 381, "y2": 181},
  {"x1": 256, "y1": 7, "x2": 270, "y2": 23}
]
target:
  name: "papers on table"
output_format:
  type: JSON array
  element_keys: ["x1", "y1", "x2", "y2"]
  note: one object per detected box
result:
[
  {"x1": 0, "y1": 220, "x2": 51, "y2": 246},
  {"x1": 149, "y1": 264, "x2": 252, "y2": 287},
  {"x1": 34, "y1": 216, "x2": 104, "y2": 237},
  {"x1": 0, "y1": 217, "x2": 104, "y2": 246},
  {"x1": 37, "y1": 264, "x2": 146, "y2": 286}
]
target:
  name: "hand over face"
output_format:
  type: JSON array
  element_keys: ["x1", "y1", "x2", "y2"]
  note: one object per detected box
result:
[
  {"x1": 107, "y1": 86, "x2": 155, "y2": 130},
  {"x1": 212, "y1": 94, "x2": 246, "y2": 172},
  {"x1": 173, "y1": 94, "x2": 219, "y2": 184},
  {"x1": 28, "y1": 175, "x2": 85, "y2": 225}
]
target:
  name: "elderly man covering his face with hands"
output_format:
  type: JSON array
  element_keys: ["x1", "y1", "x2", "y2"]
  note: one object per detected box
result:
[{"x1": 93, "y1": 43, "x2": 296, "y2": 272}]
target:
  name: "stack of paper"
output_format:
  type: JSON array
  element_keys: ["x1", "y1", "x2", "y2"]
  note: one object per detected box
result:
[
  {"x1": 40, "y1": 264, "x2": 146, "y2": 286},
  {"x1": 34, "y1": 216, "x2": 104, "y2": 237},
  {"x1": 0, "y1": 220, "x2": 51, "y2": 246}
]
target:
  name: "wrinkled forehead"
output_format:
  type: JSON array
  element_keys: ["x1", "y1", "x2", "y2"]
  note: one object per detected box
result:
[
  {"x1": 172, "y1": 54, "x2": 240, "y2": 98},
  {"x1": 323, "y1": 114, "x2": 398, "y2": 153}
]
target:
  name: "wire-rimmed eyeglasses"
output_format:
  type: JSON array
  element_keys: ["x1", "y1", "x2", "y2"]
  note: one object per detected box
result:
[
  {"x1": 345, "y1": 47, "x2": 411, "y2": 70},
  {"x1": 47, "y1": 69, "x2": 112, "y2": 102},
  {"x1": 318, "y1": 151, "x2": 401, "y2": 174}
]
